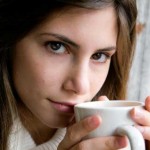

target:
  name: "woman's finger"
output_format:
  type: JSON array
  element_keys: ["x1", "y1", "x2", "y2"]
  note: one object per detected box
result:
[
  {"x1": 130, "y1": 107, "x2": 150, "y2": 126},
  {"x1": 145, "y1": 96, "x2": 150, "y2": 112},
  {"x1": 135, "y1": 125, "x2": 150, "y2": 140},
  {"x1": 97, "y1": 95, "x2": 109, "y2": 101},
  {"x1": 70, "y1": 136, "x2": 128, "y2": 150},
  {"x1": 58, "y1": 115, "x2": 101, "y2": 150}
]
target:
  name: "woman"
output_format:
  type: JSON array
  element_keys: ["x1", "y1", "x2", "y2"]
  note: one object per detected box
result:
[{"x1": 1, "y1": 0, "x2": 149, "y2": 150}]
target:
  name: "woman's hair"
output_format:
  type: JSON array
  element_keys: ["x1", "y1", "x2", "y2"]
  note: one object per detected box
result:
[{"x1": 0, "y1": 0, "x2": 137, "y2": 149}]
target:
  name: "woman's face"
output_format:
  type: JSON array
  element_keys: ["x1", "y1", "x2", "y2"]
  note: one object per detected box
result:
[{"x1": 12, "y1": 7, "x2": 117, "y2": 128}]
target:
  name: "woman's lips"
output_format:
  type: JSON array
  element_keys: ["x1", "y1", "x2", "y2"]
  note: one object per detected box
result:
[{"x1": 49, "y1": 100, "x2": 75, "y2": 113}]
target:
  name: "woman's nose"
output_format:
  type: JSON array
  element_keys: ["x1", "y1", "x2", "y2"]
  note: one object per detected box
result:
[{"x1": 63, "y1": 64, "x2": 90, "y2": 95}]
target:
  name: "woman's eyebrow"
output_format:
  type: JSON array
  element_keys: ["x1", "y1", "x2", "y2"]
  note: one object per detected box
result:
[
  {"x1": 39, "y1": 32, "x2": 116, "y2": 52},
  {"x1": 98, "y1": 46, "x2": 116, "y2": 52},
  {"x1": 39, "y1": 32, "x2": 80, "y2": 49}
]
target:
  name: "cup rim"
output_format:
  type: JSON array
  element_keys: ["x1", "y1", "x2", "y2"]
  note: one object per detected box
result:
[{"x1": 74, "y1": 100, "x2": 144, "y2": 109}]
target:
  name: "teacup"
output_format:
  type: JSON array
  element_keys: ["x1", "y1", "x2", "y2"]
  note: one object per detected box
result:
[{"x1": 74, "y1": 100, "x2": 145, "y2": 150}]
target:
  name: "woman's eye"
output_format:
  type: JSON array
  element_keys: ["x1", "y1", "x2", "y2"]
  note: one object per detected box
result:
[
  {"x1": 91, "y1": 52, "x2": 110, "y2": 63},
  {"x1": 45, "y1": 41, "x2": 67, "y2": 54}
]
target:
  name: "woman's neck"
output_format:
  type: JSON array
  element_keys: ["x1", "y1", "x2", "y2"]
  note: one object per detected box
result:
[
  {"x1": 17, "y1": 101, "x2": 57, "y2": 145},
  {"x1": 23, "y1": 118, "x2": 57, "y2": 145}
]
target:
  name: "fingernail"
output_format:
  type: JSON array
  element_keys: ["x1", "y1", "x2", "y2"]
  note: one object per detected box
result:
[
  {"x1": 88, "y1": 116, "x2": 100, "y2": 128},
  {"x1": 116, "y1": 136, "x2": 127, "y2": 148},
  {"x1": 133, "y1": 108, "x2": 143, "y2": 119}
]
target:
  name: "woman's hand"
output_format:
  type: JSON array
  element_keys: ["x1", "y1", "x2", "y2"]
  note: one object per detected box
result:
[
  {"x1": 58, "y1": 115, "x2": 127, "y2": 150},
  {"x1": 130, "y1": 96, "x2": 150, "y2": 149},
  {"x1": 58, "y1": 95, "x2": 128, "y2": 150}
]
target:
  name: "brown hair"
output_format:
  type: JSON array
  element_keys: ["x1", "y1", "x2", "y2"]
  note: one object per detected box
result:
[
  {"x1": 0, "y1": 0, "x2": 137, "y2": 149},
  {"x1": 98, "y1": 0, "x2": 137, "y2": 100}
]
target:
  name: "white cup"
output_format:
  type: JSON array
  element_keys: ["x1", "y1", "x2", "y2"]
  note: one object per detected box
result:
[{"x1": 74, "y1": 100, "x2": 145, "y2": 150}]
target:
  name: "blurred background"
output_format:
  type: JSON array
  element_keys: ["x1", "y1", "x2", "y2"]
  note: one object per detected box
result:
[{"x1": 127, "y1": 0, "x2": 150, "y2": 102}]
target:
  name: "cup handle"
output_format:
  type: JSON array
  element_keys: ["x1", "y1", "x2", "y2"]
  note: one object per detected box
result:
[{"x1": 116, "y1": 125, "x2": 145, "y2": 150}]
